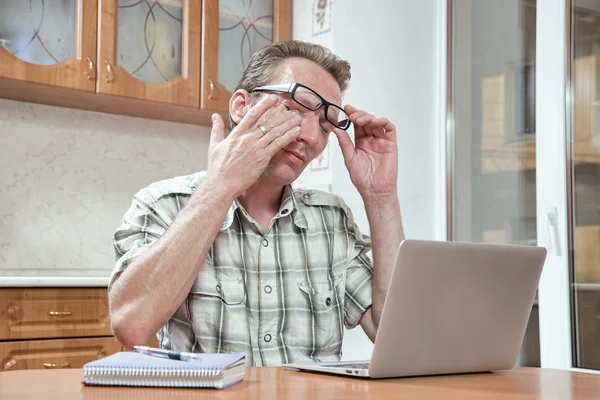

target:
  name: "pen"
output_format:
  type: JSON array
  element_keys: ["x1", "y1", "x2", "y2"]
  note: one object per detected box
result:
[{"x1": 132, "y1": 345, "x2": 204, "y2": 362}]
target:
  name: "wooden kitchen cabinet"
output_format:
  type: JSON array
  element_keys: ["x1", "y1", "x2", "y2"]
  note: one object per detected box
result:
[
  {"x1": 201, "y1": 0, "x2": 290, "y2": 112},
  {"x1": 0, "y1": 287, "x2": 160, "y2": 371},
  {"x1": 0, "y1": 288, "x2": 111, "y2": 341},
  {"x1": 0, "y1": 0, "x2": 291, "y2": 125},
  {"x1": 97, "y1": 0, "x2": 202, "y2": 107},
  {"x1": 1, "y1": 337, "x2": 121, "y2": 372},
  {"x1": 0, "y1": 288, "x2": 116, "y2": 372},
  {"x1": 0, "y1": 0, "x2": 98, "y2": 92}
]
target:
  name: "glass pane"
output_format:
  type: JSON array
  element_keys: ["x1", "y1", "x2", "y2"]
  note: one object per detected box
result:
[
  {"x1": 0, "y1": 0, "x2": 76, "y2": 65},
  {"x1": 451, "y1": 0, "x2": 538, "y2": 366},
  {"x1": 117, "y1": 0, "x2": 183, "y2": 84},
  {"x1": 218, "y1": 0, "x2": 273, "y2": 93},
  {"x1": 571, "y1": 0, "x2": 600, "y2": 371}
]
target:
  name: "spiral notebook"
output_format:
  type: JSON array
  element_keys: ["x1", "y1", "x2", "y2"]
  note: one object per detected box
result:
[{"x1": 82, "y1": 352, "x2": 246, "y2": 389}]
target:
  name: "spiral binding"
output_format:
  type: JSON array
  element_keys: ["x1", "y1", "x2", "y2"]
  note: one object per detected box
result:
[{"x1": 83, "y1": 365, "x2": 225, "y2": 388}]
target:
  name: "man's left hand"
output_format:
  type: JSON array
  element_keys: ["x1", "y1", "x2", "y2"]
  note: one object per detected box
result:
[{"x1": 333, "y1": 105, "x2": 398, "y2": 202}]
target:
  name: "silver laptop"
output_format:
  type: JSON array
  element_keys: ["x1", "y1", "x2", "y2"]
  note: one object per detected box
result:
[{"x1": 283, "y1": 239, "x2": 547, "y2": 379}]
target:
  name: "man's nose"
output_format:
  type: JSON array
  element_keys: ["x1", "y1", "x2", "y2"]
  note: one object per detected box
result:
[{"x1": 297, "y1": 112, "x2": 322, "y2": 146}]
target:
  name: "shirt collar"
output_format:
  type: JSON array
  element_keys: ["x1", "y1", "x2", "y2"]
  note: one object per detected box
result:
[
  {"x1": 219, "y1": 201, "x2": 239, "y2": 231},
  {"x1": 218, "y1": 185, "x2": 308, "y2": 231},
  {"x1": 285, "y1": 185, "x2": 308, "y2": 230}
]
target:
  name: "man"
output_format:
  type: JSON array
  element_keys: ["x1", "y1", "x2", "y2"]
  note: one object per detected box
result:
[{"x1": 108, "y1": 40, "x2": 404, "y2": 367}]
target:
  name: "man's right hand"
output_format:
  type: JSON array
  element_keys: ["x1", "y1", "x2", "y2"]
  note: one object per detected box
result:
[
  {"x1": 110, "y1": 98, "x2": 300, "y2": 347},
  {"x1": 206, "y1": 94, "x2": 302, "y2": 197}
]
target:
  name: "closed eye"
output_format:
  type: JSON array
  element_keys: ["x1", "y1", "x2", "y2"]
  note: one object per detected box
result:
[{"x1": 320, "y1": 120, "x2": 333, "y2": 136}]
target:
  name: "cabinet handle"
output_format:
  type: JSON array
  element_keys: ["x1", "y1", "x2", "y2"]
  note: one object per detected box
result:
[
  {"x1": 104, "y1": 60, "x2": 114, "y2": 83},
  {"x1": 4, "y1": 358, "x2": 17, "y2": 371},
  {"x1": 85, "y1": 56, "x2": 95, "y2": 80},
  {"x1": 5, "y1": 303, "x2": 20, "y2": 322},
  {"x1": 48, "y1": 311, "x2": 72, "y2": 317},
  {"x1": 208, "y1": 79, "x2": 216, "y2": 100},
  {"x1": 43, "y1": 362, "x2": 71, "y2": 369}
]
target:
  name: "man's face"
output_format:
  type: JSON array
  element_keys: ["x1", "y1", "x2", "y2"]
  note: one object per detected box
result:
[{"x1": 256, "y1": 58, "x2": 343, "y2": 186}]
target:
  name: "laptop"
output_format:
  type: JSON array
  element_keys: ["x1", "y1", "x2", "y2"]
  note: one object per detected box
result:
[{"x1": 282, "y1": 239, "x2": 547, "y2": 379}]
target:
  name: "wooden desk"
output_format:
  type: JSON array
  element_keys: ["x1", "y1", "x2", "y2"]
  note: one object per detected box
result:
[{"x1": 2, "y1": 367, "x2": 600, "y2": 399}]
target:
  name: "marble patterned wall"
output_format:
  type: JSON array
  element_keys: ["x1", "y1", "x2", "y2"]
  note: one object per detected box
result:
[
  {"x1": 0, "y1": 99, "x2": 210, "y2": 277},
  {"x1": 292, "y1": 0, "x2": 334, "y2": 192}
]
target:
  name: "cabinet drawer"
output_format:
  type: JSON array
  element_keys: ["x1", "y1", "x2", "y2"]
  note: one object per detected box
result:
[
  {"x1": 1, "y1": 337, "x2": 121, "y2": 372},
  {"x1": 0, "y1": 288, "x2": 111, "y2": 340}
]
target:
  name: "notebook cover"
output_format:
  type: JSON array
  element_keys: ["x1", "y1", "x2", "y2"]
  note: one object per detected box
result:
[{"x1": 82, "y1": 352, "x2": 246, "y2": 389}]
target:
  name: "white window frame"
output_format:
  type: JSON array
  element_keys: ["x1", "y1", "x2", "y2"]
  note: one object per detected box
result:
[{"x1": 536, "y1": 0, "x2": 574, "y2": 370}]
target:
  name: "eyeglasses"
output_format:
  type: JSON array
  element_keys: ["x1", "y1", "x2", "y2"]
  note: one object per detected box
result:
[{"x1": 251, "y1": 82, "x2": 351, "y2": 131}]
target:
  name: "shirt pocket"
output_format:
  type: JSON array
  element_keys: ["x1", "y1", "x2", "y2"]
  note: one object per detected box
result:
[
  {"x1": 297, "y1": 279, "x2": 343, "y2": 356},
  {"x1": 188, "y1": 268, "x2": 246, "y2": 353},
  {"x1": 190, "y1": 271, "x2": 245, "y2": 305}
]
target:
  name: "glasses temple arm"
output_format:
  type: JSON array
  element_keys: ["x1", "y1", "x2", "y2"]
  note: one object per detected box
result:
[{"x1": 253, "y1": 83, "x2": 294, "y2": 93}]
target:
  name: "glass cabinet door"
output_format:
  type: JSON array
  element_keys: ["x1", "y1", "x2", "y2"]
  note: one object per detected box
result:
[
  {"x1": 97, "y1": 0, "x2": 201, "y2": 107},
  {"x1": 0, "y1": 0, "x2": 97, "y2": 91},
  {"x1": 201, "y1": 0, "x2": 290, "y2": 112}
]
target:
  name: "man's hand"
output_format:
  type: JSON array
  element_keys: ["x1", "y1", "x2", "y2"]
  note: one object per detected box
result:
[
  {"x1": 333, "y1": 105, "x2": 398, "y2": 202},
  {"x1": 207, "y1": 95, "x2": 302, "y2": 196},
  {"x1": 334, "y1": 105, "x2": 402, "y2": 339}
]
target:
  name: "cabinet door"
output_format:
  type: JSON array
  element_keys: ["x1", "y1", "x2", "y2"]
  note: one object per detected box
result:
[
  {"x1": 201, "y1": 0, "x2": 290, "y2": 112},
  {"x1": 1, "y1": 337, "x2": 121, "y2": 371},
  {"x1": 0, "y1": 0, "x2": 97, "y2": 91},
  {"x1": 97, "y1": 0, "x2": 201, "y2": 107}
]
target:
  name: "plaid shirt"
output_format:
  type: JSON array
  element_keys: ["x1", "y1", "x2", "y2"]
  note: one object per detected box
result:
[{"x1": 109, "y1": 172, "x2": 374, "y2": 366}]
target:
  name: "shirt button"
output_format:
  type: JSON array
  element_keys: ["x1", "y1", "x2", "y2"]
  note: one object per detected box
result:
[
  {"x1": 325, "y1": 297, "x2": 332, "y2": 306},
  {"x1": 264, "y1": 285, "x2": 272, "y2": 294},
  {"x1": 303, "y1": 193, "x2": 311, "y2": 200},
  {"x1": 216, "y1": 284, "x2": 221, "y2": 293},
  {"x1": 281, "y1": 209, "x2": 289, "y2": 214},
  {"x1": 262, "y1": 238, "x2": 269, "y2": 247},
  {"x1": 264, "y1": 334, "x2": 272, "y2": 343}
]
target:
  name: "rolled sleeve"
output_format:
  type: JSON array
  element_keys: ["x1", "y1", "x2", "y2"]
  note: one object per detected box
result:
[
  {"x1": 343, "y1": 210, "x2": 374, "y2": 330},
  {"x1": 108, "y1": 193, "x2": 167, "y2": 293}
]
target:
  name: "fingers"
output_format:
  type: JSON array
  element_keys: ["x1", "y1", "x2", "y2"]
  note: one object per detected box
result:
[
  {"x1": 233, "y1": 94, "x2": 279, "y2": 135},
  {"x1": 355, "y1": 113, "x2": 376, "y2": 126},
  {"x1": 259, "y1": 104, "x2": 299, "y2": 132},
  {"x1": 259, "y1": 102, "x2": 291, "y2": 129},
  {"x1": 368, "y1": 117, "x2": 397, "y2": 139},
  {"x1": 248, "y1": 102, "x2": 302, "y2": 155},
  {"x1": 344, "y1": 105, "x2": 373, "y2": 138},
  {"x1": 264, "y1": 126, "x2": 303, "y2": 156},
  {"x1": 345, "y1": 104, "x2": 396, "y2": 139},
  {"x1": 332, "y1": 127, "x2": 356, "y2": 165},
  {"x1": 347, "y1": 109, "x2": 375, "y2": 126},
  {"x1": 209, "y1": 113, "x2": 225, "y2": 148},
  {"x1": 257, "y1": 110, "x2": 302, "y2": 147}
]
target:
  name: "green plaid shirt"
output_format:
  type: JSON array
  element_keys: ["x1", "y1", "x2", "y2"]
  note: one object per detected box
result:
[{"x1": 109, "y1": 172, "x2": 374, "y2": 366}]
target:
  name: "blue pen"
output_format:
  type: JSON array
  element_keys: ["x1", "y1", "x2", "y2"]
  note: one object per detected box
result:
[{"x1": 133, "y1": 345, "x2": 204, "y2": 362}]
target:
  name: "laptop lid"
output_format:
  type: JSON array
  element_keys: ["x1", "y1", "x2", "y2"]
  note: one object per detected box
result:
[{"x1": 368, "y1": 240, "x2": 546, "y2": 379}]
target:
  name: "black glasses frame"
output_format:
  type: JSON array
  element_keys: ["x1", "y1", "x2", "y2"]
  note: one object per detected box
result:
[{"x1": 251, "y1": 82, "x2": 350, "y2": 130}]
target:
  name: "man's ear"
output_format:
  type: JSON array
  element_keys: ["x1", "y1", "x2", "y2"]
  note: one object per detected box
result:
[{"x1": 229, "y1": 89, "x2": 252, "y2": 126}]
